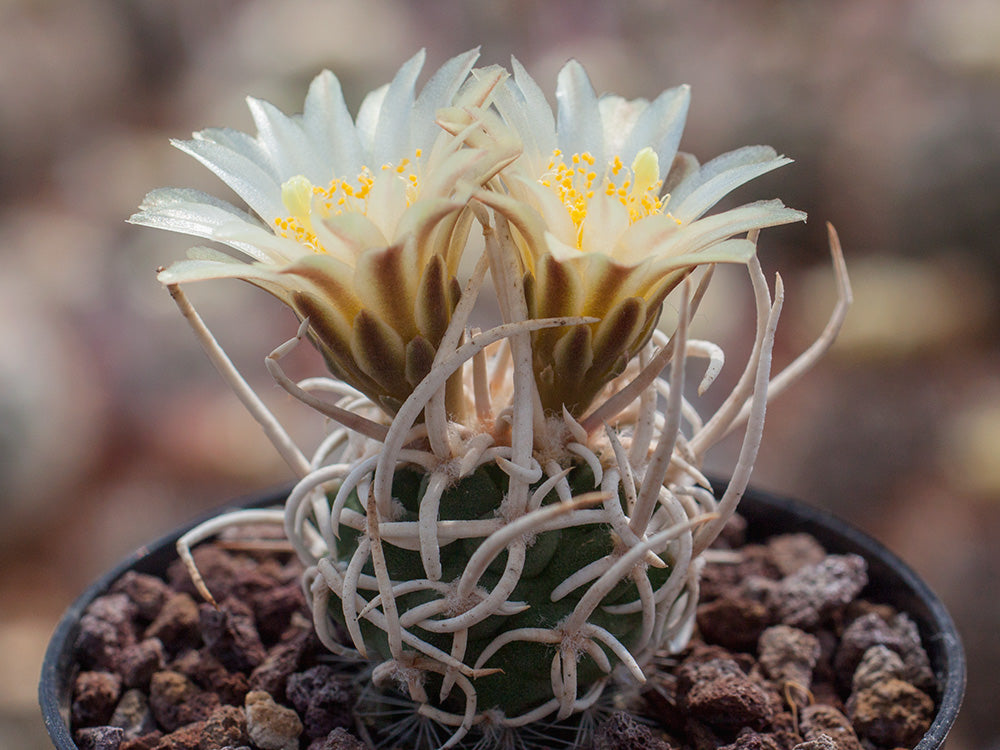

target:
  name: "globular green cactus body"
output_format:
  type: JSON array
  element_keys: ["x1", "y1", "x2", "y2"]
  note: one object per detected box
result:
[{"x1": 332, "y1": 462, "x2": 672, "y2": 716}]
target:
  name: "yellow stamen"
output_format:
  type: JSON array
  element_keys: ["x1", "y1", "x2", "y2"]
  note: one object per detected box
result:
[{"x1": 538, "y1": 148, "x2": 669, "y2": 249}]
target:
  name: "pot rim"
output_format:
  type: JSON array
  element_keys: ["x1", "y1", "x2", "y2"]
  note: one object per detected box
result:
[{"x1": 39, "y1": 483, "x2": 966, "y2": 750}]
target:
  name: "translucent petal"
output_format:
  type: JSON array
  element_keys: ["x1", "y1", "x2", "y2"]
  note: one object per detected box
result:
[
  {"x1": 171, "y1": 137, "x2": 285, "y2": 222},
  {"x1": 598, "y1": 95, "x2": 648, "y2": 160},
  {"x1": 671, "y1": 154, "x2": 793, "y2": 224},
  {"x1": 555, "y1": 60, "x2": 603, "y2": 165},
  {"x1": 372, "y1": 49, "x2": 425, "y2": 166},
  {"x1": 129, "y1": 187, "x2": 275, "y2": 263},
  {"x1": 580, "y1": 192, "x2": 630, "y2": 256},
  {"x1": 409, "y1": 48, "x2": 480, "y2": 152},
  {"x1": 621, "y1": 84, "x2": 690, "y2": 172},
  {"x1": 246, "y1": 96, "x2": 316, "y2": 182},
  {"x1": 355, "y1": 84, "x2": 388, "y2": 157},
  {"x1": 303, "y1": 70, "x2": 363, "y2": 178},
  {"x1": 655, "y1": 200, "x2": 805, "y2": 258},
  {"x1": 194, "y1": 128, "x2": 279, "y2": 180},
  {"x1": 511, "y1": 57, "x2": 556, "y2": 159},
  {"x1": 669, "y1": 145, "x2": 778, "y2": 206}
]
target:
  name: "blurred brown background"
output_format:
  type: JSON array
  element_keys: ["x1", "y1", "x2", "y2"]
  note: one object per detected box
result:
[{"x1": 2, "y1": 1, "x2": 998, "y2": 748}]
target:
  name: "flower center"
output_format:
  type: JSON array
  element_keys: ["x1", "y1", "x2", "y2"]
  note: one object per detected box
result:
[
  {"x1": 539, "y1": 147, "x2": 667, "y2": 247},
  {"x1": 273, "y1": 150, "x2": 423, "y2": 252}
]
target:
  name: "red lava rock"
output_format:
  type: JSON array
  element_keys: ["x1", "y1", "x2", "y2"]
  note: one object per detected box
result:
[
  {"x1": 697, "y1": 596, "x2": 772, "y2": 652},
  {"x1": 791, "y1": 732, "x2": 837, "y2": 750},
  {"x1": 245, "y1": 689, "x2": 303, "y2": 750},
  {"x1": 109, "y1": 689, "x2": 157, "y2": 740},
  {"x1": 119, "y1": 731, "x2": 162, "y2": 750},
  {"x1": 757, "y1": 625, "x2": 821, "y2": 689},
  {"x1": 76, "y1": 594, "x2": 139, "y2": 671},
  {"x1": 833, "y1": 612, "x2": 931, "y2": 690},
  {"x1": 119, "y1": 638, "x2": 165, "y2": 689},
  {"x1": 74, "y1": 725, "x2": 124, "y2": 750},
  {"x1": 249, "y1": 627, "x2": 311, "y2": 697},
  {"x1": 148, "y1": 670, "x2": 220, "y2": 732},
  {"x1": 171, "y1": 648, "x2": 250, "y2": 706},
  {"x1": 768, "y1": 555, "x2": 868, "y2": 629},
  {"x1": 846, "y1": 678, "x2": 934, "y2": 748},
  {"x1": 718, "y1": 728, "x2": 784, "y2": 750},
  {"x1": 111, "y1": 572, "x2": 172, "y2": 622},
  {"x1": 144, "y1": 593, "x2": 201, "y2": 652},
  {"x1": 167, "y1": 546, "x2": 246, "y2": 602},
  {"x1": 73, "y1": 671, "x2": 123, "y2": 727},
  {"x1": 199, "y1": 704, "x2": 249, "y2": 749},
  {"x1": 307, "y1": 727, "x2": 368, "y2": 750},
  {"x1": 252, "y1": 581, "x2": 308, "y2": 643},
  {"x1": 766, "y1": 534, "x2": 827, "y2": 576},
  {"x1": 700, "y1": 545, "x2": 781, "y2": 601},
  {"x1": 677, "y1": 657, "x2": 774, "y2": 731},
  {"x1": 286, "y1": 665, "x2": 355, "y2": 739},
  {"x1": 198, "y1": 598, "x2": 267, "y2": 673},
  {"x1": 593, "y1": 711, "x2": 676, "y2": 749},
  {"x1": 155, "y1": 719, "x2": 207, "y2": 750},
  {"x1": 798, "y1": 704, "x2": 862, "y2": 750},
  {"x1": 851, "y1": 644, "x2": 905, "y2": 692}
]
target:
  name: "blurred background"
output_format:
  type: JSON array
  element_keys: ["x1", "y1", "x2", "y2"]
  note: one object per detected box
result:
[{"x1": 2, "y1": 0, "x2": 998, "y2": 747}]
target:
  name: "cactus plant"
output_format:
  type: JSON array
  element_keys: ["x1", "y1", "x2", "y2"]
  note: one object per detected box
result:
[{"x1": 132, "y1": 49, "x2": 850, "y2": 748}]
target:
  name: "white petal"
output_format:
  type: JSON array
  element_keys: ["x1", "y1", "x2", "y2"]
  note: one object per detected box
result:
[
  {"x1": 544, "y1": 230, "x2": 582, "y2": 262},
  {"x1": 510, "y1": 175, "x2": 577, "y2": 249},
  {"x1": 555, "y1": 60, "x2": 603, "y2": 164},
  {"x1": 409, "y1": 48, "x2": 480, "y2": 152},
  {"x1": 372, "y1": 49, "x2": 425, "y2": 165},
  {"x1": 246, "y1": 96, "x2": 316, "y2": 182},
  {"x1": 598, "y1": 95, "x2": 647, "y2": 159},
  {"x1": 355, "y1": 84, "x2": 388, "y2": 158},
  {"x1": 157, "y1": 256, "x2": 283, "y2": 285},
  {"x1": 510, "y1": 57, "x2": 556, "y2": 161},
  {"x1": 670, "y1": 145, "x2": 778, "y2": 206},
  {"x1": 581, "y1": 192, "x2": 630, "y2": 255},
  {"x1": 194, "y1": 128, "x2": 279, "y2": 179},
  {"x1": 303, "y1": 70, "x2": 364, "y2": 179},
  {"x1": 655, "y1": 200, "x2": 805, "y2": 258},
  {"x1": 622, "y1": 84, "x2": 690, "y2": 171},
  {"x1": 671, "y1": 154, "x2": 793, "y2": 224},
  {"x1": 172, "y1": 137, "x2": 285, "y2": 222},
  {"x1": 129, "y1": 187, "x2": 275, "y2": 262}
]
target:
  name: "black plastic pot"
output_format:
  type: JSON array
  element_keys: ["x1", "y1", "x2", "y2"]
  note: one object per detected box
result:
[{"x1": 39, "y1": 485, "x2": 965, "y2": 749}]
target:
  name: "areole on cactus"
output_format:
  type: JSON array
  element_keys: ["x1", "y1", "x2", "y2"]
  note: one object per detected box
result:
[{"x1": 134, "y1": 49, "x2": 851, "y2": 748}]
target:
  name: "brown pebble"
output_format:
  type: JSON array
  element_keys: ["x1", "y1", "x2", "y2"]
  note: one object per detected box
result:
[
  {"x1": 245, "y1": 690, "x2": 303, "y2": 750},
  {"x1": 200, "y1": 599, "x2": 266, "y2": 673},
  {"x1": 286, "y1": 665, "x2": 355, "y2": 739},
  {"x1": 791, "y1": 732, "x2": 838, "y2": 750},
  {"x1": 766, "y1": 534, "x2": 827, "y2": 576},
  {"x1": 148, "y1": 670, "x2": 219, "y2": 732},
  {"x1": 799, "y1": 704, "x2": 862, "y2": 750},
  {"x1": 758, "y1": 625, "x2": 821, "y2": 689},
  {"x1": 307, "y1": 727, "x2": 368, "y2": 750},
  {"x1": 769, "y1": 555, "x2": 868, "y2": 629},
  {"x1": 593, "y1": 711, "x2": 675, "y2": 750},
  {"x1": 145, "y1": 593, "x2": 201, "y2": 651},
  {"x1": 119, "y1": 731, "x2": 162, "y2": 750},
  {"x1": 74, "y1": 725, "x2": 124, "y2": 750},
  {"x1": 109, "y1": 689, "x2": 156, "y2": 740},
  {"x1": 678, "y1": 657, "x2": 773, "y2": 731},
  {"x1": 119, "y1": 638, "x2": 165, "y2": 689},
  {"x1": 75, "y1": 594, "x2": 139, "y2": 671},
  {"x1": 200, "y1": 704, "x2": 249, "y2": 749},
  {"x1": 697, "y1": 596, "x2": 772, "y2": 652},
  {"x1": 718, "y1": 729, "x2": 784, "y2": 750},
  {"x1": 155, "y1": 719, "x2": 206, "y2": 750},
  {"x1": 847, "y1": 678, "x2": 934, "y2": 748},
  {"x1": 249, "y1": 628, "x2": 311, "y2": 697},
  {"x1": 72, "y1": 671, "x2": 122, "y2": 728},
  {"x1": 111, "y1": 572, "x2": 171, "y2": 622}
]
